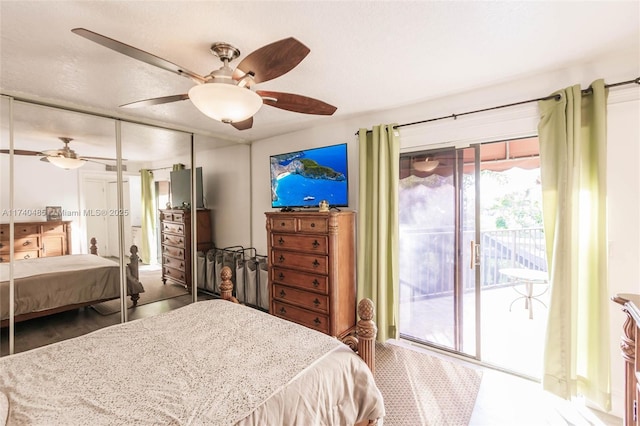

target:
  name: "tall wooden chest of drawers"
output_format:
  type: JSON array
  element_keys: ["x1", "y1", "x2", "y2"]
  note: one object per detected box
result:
[
  {"x1": 160, "y1": 209, "x2": 213, "y2": 292},
  {"x1": 0, "y1": 220, "x2": 71, "y2": 262},
  {"x1": 266, "y1": 211, "x2": 356, "y2": 340}
]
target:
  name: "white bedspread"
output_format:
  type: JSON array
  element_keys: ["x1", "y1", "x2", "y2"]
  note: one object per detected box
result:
[
  {"x1": 0, "y1": 300, "x2": 384, "y2": 425},
  {"x1": 0, "y1": 255, "x2": 143, "y2": 320}
]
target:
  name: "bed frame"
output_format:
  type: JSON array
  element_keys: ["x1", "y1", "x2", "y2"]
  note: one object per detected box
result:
[
  {"x1": 218, "y1": 265, "x2": 380, "y2": 425},
  {"x1": 1, "y1": 237, "x2": 141, "y2": 327}
]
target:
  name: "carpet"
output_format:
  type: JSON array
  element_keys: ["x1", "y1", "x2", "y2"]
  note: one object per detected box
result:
[
  {"x1": 375, "y1": 342, "x2": 483, "y2": 426},
  {"x1": 91, "y1": 268, "x2": 189, "y2": 315}
]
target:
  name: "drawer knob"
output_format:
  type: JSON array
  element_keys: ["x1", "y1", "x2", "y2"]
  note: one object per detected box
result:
[
  {"x1": 279, "y1": 307, "x2": 287, "y2": 315},
  {"x1": 278, "y1": 272, "x2": 285, "y2": 280},
  {"x1": 312, "y1": 240, "x2": 319, "y2": 248},
  {"x1": 279, "y1": 289, "x2": 286, "y2": 298},
  {"x1": 279, "y1": 254, "x2": 285, "y2": 263},
  {"x1": 278, "y1": 237, "x2": 285, "y2": 245},
  {"x1": 313, "y1": 298, "x2": 320, "y2": 307},
  {"x1": 281, "y1": 222, "x2": 286, "y2": 227},
  {"x1": 312, "y1": 259, "x2": 320, "y2": 268},
  {"x1": 310, "y1": 223, "x2": 315, "y2": 228},
  {"x1": 179, "y1": 227, "x2": 183, "y2": 232},
  {"x1": 313, "y1": 317, "x2": 321, "y2": 325},
  {"x1": 312, "y1": 279, "x2": 320, "y2": 288},
  {"x1": 23, "y1": 254, "x2": 31, "y2": 259},
  {"x1": 22, "y1": 240, "x2": 31, "y2": 246}
]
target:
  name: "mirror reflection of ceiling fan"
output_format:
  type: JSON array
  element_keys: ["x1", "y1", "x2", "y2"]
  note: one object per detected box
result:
[
  {"x1": 412, "y1": 157, "x2": 440, "y2": 172},
  {"x1": 0, "y1": 137, "x2": 118, "y2": 170},
  {"x1": 71, "y1": 28, "x2": 337, "y2": 130}
]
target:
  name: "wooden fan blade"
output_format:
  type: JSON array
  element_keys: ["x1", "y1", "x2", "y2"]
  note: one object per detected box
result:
[
  {"x1": 257, "y1": 91, "x2": 337, "y2": 115},
  {"x1": 0, "y1": 149, "x2": 43, "y2": 156},
  {"x1": 72, "y1": 28, "x2": 206, "y2": 84},
  {"x1": 231, "y1": 117, "x2": 253, "y2": 131},
  {"x1": 120, "y1": 94, "x2": 190, "y2": 108},
  {"x1": 232, "y1": 38, "x2": 310, "y2": 84}
]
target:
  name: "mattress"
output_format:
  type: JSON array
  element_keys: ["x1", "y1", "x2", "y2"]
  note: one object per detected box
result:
[
  {"x1": 0, "y1": 299, "x2": 385, "y2": 425},
  {"x1": 0, "y1": 254, "x2": 122, "y2": 320}
]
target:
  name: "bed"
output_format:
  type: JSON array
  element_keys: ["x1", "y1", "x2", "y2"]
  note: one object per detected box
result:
[
  {"x1": 0, "y1": 239, "x2": 144, "y2": 326},
  {"x1": 0, "y1": 266, "x2": 384, "y2": 425}
]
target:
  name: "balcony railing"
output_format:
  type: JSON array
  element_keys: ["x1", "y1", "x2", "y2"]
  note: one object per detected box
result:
[{"x1": 399, "y1": 227, "x2": 547, "y2": 301}]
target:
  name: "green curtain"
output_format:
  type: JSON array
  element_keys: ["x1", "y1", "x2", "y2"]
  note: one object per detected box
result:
[
  {"x1": 357, "y1": 124, "x2": 400, "y2": 342},
  {"x1": 140, "y1": 169, "x2": 156, "y2": 265},
  {"x1": 538, "y1": 79, "x2": 610, "y2": 411}
]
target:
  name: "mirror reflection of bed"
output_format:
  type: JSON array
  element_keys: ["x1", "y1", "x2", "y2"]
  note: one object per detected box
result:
[{"x1": 0, "y1": 101, "x2": 224, "y2": 356}]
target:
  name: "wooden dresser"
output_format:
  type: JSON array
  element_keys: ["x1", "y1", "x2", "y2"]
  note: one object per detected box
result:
[
  {"x1": 613, "y1": 293, "x2": 640, "y2": 426},
  {"x1": 266, "y1": 210, "x2": 356, "y2": 340},
  {"x1": 0, "y1": 220, "x2": 71, "y2": 262},
  {"x1": 160, "y1": 209, "x2": 213, "y2": 292}
]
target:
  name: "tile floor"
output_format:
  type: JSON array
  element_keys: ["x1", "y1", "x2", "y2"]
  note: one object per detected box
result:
[{"x1": 391, "y1": 339, "x2": 622, "y2": 426}]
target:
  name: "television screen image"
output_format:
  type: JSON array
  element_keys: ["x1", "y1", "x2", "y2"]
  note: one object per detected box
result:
[{"x1": 270, "y1": 143, "x2": 348, "y2": 209}]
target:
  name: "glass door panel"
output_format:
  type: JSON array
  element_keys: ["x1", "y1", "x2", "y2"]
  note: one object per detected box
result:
[{"x1": 399, "y1": 147, "x2": 478, "y2": 356}]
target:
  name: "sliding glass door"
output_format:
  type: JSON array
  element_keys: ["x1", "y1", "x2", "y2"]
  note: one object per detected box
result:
[
  {"x1": 399, "y1": 138, "x2": 548, "y2": 378},
  {"x1": 398, "y1": 146, "x2": 479, "y2": 357}
]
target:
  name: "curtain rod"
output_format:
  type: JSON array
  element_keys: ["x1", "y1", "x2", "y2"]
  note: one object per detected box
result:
[
  {"x1": 139, "y1": 166, "x2": 173, "y2": 172},
  {"x1": 356, "y1": 77, "x2": 640, "y2": 135}
]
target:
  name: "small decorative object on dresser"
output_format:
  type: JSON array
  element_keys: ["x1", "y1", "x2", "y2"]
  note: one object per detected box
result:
[
  {"x1": 45, "y1": 206, "x2": 62, "y2": 221},
  {"x1": 160, "y1": 208, "x2": 213, "y2": 292},
  {"x1": 266, "y1": 210, "x2": 356, "y2": 340}
]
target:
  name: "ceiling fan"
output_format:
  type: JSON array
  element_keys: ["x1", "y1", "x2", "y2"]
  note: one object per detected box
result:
[
  {"x1": 0, "y1": 137, "x2": 117, "y2": 169},
  {"x1": 412, "y1": 157, "x2": 440, "y2": 173},
  {"x1": 71, "y1": 28, "x2": 337, "y2": 130}
]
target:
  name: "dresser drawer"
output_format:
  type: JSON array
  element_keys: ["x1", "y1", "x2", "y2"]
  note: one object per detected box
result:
[
  {"x1": 0, "y1": 250, "x2": 39, "y2": 262},
  {"x1": 297, "y1": 217, "x2": 328, "y2": 234},
  {"x1": 162, "y1": 222, "x2": 186, "y2": 235},
  {"x1": 172, "y1": 212, "x2": 185, "y2": 223},
  {"x1": 162, "y1": 266, "x2": 187, "y2": 284},
  {"x1": 0, "y1": 225, "x2": 35, "y2": 239},
  {"x1": 271, "y1": 249, "x2": 328, "y2": 275},
  {"x1": 160, "y1": 211, "x2": 173, "y2": 222},
  {"x1": 15, "y1": 225, "x2": 39, "y2": 237},
  {"x1": 162, "y1": 245, "x2": 185, "y2": 259},
  {"x1": 42, "y1": 223, "x2": 65, "y2": 234},
  {"x1": 269, "y1": 217, "x2": 296, "y2": 232},
  {"x1": 272, "y1": 301, "x2": 329, "y2": 334},
  {"x1": 162, "y1": 255, "x2": 186, "y2": 271},
  {"x1": 273, "y1": 284, "x2": 328, "y2": 314},
  {"x1": 271, "y1": 267, "x2": 328, "y2": 294},
  {"x1": 0, "y1": 237, "x2": 39, "y2": 253},
  {"x1": 271, "y1": 233, "x2": 328, "y2": 254},
  {"x1": 162, "y1": 233, "x2": 186, "y2": 248}
]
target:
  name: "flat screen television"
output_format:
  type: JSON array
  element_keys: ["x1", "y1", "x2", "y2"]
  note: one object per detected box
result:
[
  {"x1": 270, "y1": 143, "x2": 348, "y2": 210},
  {"x1": 170, "y1": 167, "x2": 204, "y2": 209}
]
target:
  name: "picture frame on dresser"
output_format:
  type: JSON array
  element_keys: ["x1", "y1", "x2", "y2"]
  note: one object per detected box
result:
[{"x1": 45, "y1": 206, "x2": 62, "y2": 221}]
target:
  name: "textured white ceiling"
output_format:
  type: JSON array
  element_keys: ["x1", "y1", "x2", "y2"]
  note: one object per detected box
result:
[{"x1": 1, "y1": 1, "x2": 639, "y2": 158}]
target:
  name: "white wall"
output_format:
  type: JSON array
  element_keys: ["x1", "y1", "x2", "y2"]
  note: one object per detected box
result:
[
  {"x1": 0, "y1": 155, "x2": 85, "y2": 252},
  {"x1": 195, "y1": 141, "x2": 252, "y2": 249},
  {"x1": 250, "y1": 51, "x2": 639, "y2": 417}
]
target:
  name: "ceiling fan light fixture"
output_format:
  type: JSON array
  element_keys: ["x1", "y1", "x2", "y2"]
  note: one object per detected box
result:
[
  {"x1": 47, "y1": 155, "x2": 87, "y2": 170},
  {"x1": 188, "y1": 83, "x2": 263, "y2": 123},
  {"x1": 413, "y1": 158, "x2": 440, "y2": 172}
]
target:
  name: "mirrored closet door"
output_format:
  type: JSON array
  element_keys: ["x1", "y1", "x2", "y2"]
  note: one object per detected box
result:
[{"x1": 0, "y1": 98, "x2": 123, "y2": 355}]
